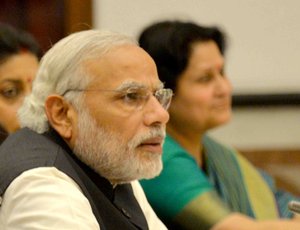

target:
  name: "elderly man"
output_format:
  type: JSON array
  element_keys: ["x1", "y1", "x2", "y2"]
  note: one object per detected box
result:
[{"x1": 0, "y1": 30, "x2": 172, "y2": 229}]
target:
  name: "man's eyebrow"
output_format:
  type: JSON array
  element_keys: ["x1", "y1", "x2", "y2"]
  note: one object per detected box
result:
[
  {"x1": 115, "y1": 81, "x2": 165, "y2": 91},
  {"x1": 115, "y1": 81, "x2": 146, "y2": 91}
]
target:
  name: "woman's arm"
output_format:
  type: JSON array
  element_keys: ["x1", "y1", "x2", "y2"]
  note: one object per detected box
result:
[{"x1": 212, "y1": 213, "x2": 300, "y2": 230}]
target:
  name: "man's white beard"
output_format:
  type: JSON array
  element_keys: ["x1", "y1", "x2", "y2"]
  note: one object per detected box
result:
[{"x1": 73, "y1": 109, "x2": 165, "y2": 184}]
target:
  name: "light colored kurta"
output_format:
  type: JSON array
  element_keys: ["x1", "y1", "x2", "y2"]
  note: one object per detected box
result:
[{"x1": 0, "y1": 167, "x2": 167, "y2": 230}]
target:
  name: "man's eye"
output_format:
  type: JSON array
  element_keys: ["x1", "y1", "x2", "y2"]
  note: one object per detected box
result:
[
  {"x1": 1, "y1": 87, "x2": 20, "y2": 99},
  {"x1": 124, "y1": 92, "x2": 142, "y2": 102}
]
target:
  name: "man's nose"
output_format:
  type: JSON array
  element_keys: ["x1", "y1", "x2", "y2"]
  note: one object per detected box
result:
[{"x1": 143, "y1": 95, "x2": 170, "y2": 127}]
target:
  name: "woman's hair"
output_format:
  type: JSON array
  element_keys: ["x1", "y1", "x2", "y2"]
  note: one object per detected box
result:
[
  {"x1": 0, "y1": 23, "x2": 42, "y2": 64},
  {"x1": 18, "y1": 29, "x2": 137, "y2": 133},
  {"x1": 138, "y1": 20, "x2": 226, "y2": 91}
]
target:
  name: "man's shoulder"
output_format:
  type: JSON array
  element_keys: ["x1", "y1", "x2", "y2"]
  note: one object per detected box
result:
[
  {"x1": 1, "y1": 128, "x2": 57, "y2": 154},
  {"x1": 0, "y1": 167, "x2": 100, "y2": 229},
  {"x1": 0, "y1": 128, "x2": 66, "y2": 196},
  {"x1": 203, "y1": 135, "x2": 238, "y2": 157},
  {"x1": 0, "y1": 128, "x2": 61, "y2": 166}
]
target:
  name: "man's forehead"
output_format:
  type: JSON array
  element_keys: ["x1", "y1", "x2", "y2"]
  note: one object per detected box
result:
[{"x1": 84, "y1": 46, "x2": 161, "y2": 90}]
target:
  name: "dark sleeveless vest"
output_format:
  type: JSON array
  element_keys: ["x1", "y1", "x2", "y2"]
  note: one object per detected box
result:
[{"x1": 0, "y1": 128, "x2": 149, "y2": 230}]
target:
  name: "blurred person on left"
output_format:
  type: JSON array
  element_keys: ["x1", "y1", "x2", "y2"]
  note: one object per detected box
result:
[{"x1": 0, "y1": 23, "x2": 41, "y2": 139}]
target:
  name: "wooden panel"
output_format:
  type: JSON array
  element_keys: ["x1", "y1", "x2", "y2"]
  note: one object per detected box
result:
[
  {"x1": 241, "y1": 150, "x2": 300, "y2": 196},
  {"x1": 25, "y1": 0, "x2": 65, "y2": 51},
  {"x1": 0, "y1": 0, "x2": 92, "y2": 52},
  {"x1": 64, "y1": 0, "x2": 93, "y2": 34},
  {"x1": 0, "y1": 0, "x2": 23, "y2": 27}
]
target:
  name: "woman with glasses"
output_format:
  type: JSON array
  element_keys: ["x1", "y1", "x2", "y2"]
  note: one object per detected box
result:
[
  {"x1": 0, "y1": 23, "x2": 42, "y2": 143},
  {"x1": 139, "y1": 20, "x2": 300, "y2": 230}
]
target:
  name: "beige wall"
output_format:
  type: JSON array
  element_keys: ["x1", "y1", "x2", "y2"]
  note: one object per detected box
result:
[{"x1": 209, "y1": 107, "x2": 300, "y2": 150}]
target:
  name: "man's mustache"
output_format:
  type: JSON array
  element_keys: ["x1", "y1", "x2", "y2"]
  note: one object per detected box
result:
[{"x1": 128, "y1": 127, "x2": 166, "y2": 149}]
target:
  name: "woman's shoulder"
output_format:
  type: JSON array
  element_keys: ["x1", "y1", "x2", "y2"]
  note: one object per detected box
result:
[
  {"x1": 163, "y1": 135, "x2": 195, "y2": 162},
  {"x1": 203, "y1": 135, "x2": 238, "y2": 157}
]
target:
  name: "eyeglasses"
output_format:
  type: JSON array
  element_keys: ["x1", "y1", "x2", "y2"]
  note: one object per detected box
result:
[{"x1": 62, "y1": 86, "x2": 173, "y2": 111}]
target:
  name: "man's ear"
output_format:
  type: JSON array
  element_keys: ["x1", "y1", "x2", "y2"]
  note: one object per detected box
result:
[{"x1": 45, "y1": 95, "x2": 76, "y2": 140}]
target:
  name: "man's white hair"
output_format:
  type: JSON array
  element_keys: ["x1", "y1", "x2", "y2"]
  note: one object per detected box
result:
[{"x1": 18, "y1": 30, "x2": 137, "y2": 133}]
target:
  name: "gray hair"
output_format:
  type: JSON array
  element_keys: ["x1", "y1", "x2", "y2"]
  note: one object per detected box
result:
[{"x1": 18, "y1": 29, "x2": 137, "y2": 133}]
